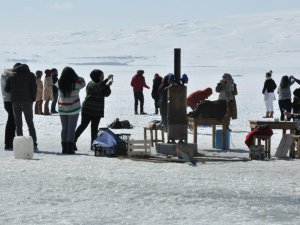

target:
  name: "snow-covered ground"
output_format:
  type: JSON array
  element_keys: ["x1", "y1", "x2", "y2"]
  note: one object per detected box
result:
[{"x1": 1, "y1": 10, "x2": 300, "y2": 225}]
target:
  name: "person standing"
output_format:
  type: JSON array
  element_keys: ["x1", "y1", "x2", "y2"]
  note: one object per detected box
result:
[
  {"x1": 43, "y1": 69, "x2": 54, "y2": 115},
  {"x1": 34, "y1": 70, "x2": 44, "y2": 115},
  {"x1": 158, "y1": 74, "x2": 174, "y2": 128},
  {"x1": 74, "y1": 70, "x2": 113, "y2": 150},
  {"x1": 1, "y1": 63, "x2": 19, "y2": 150},
  {"x1": 262, "y1": 70, "x2": 277, "y2": 118},
  {"x1": 51, "y1": 68, "x2": 59, "y2": 114},
  {"x1": 151, "y1": 73, "x2": 162, "y2": 114},
  {"x1": 215, "y1": 73, "x2": 238, "y2": 124},
  {"x1": 277, "y1": 75, "x2": 295, "y2": 121},
  {"x1": 58, "y1": 66, "x2": 85, "y2": 154},
  {"x1": 130, "y1": 69, "x2": 150, "y2": 115},
  {"x1": 5, "y1": 64, "x2": 38, "y2": 150}
]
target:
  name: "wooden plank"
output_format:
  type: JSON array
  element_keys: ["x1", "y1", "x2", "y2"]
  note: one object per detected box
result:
[{"x1": 119, "y1": 155, "x2": 249, "y2": 163}]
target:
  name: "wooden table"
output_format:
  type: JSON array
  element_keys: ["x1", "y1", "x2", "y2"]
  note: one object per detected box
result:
[
  {"x1": 249, "y1": 120, "x2": 296, "y2": 135},
  {"x1": 250, "y1": 120, "x2": 297, "y2": 158},
  {"x1": 188, "y1": 117, "x2": 230, "y2": 150}
]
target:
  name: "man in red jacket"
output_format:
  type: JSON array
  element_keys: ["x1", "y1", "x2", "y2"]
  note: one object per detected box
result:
[{"x1": 131, "y1": 70, "x2": 150, "y2": 115}]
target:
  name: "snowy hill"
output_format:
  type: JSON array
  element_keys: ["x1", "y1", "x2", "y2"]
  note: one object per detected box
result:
[{"x1": 2, "y1": 10, "x2": 300, "y2": 71}]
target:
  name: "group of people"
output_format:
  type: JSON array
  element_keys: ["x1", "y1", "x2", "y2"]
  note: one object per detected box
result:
[
  {"x1": 130, "y1": 70, "x2": 189, "y2": 116},
  {"x1": 34, "y1": 68, "x2": 59, "y2": 115},
  {"x1": 1, "y1": 64, "x2": 240, "y2": 154},
  {"x1": 5, "y1": 65, "x2": 300, "y2": 154},
  {"x1": 1, "y1": 64, "x2": 113, "y2": 154},
  {"x1": 262, "y1": 70, "x2": 300, "y2": 121},
  {"x1": 132, "y1": 70, "x2": 238, "y2": 129}
]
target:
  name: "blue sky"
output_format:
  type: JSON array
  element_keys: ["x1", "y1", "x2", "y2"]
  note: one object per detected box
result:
[{"x1": 1, "y1": 0, "x2": 300, "y2": 32}]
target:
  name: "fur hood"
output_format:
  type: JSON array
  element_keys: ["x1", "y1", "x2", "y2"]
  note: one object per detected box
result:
[
  {"x1": 1, "y1": 69, "x2": 13, "y2": 102},
  {"x1": 12, "y1": 64, "x2": 30, "y2": 73}
]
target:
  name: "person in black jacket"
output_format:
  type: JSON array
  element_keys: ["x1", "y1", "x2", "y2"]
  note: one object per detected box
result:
[
  {"x1": 262, "y1": 70, "x2": 277, "y2": 118},
  {"x1": 51, "y1": 68, "x2": 59, "y2": 114},
  {"x1": 151, "y1": 73, "x2": 162, "y2": 114},
  {"x1": 1, "y1": 63, "x2": 19, "y2": 150},
  {"x1": 158, "y1": 74, "x2": 174, "y2": 129},
  {"x1": 5, "y1": 64, "x2": 38, "y2": 150},
  {"x1": 74, "y1": 69, "x2": 113, "y2": 150}
]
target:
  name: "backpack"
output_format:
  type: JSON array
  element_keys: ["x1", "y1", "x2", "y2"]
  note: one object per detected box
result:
[{"x1": 108, "y1": 118, "x2": 133, "y2": 129}]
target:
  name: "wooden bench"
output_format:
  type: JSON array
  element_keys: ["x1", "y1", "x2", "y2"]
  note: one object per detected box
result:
[
  {"x1": 252, "y1": 135, "x2": 271, "y2": 159},
  {"x1": 127, "y1": 139, "x2": 151, "y2": 156},
  {"x1": 188, "y1": 116, "x2": 230, "y2": 150},
  {"x1": 144, "y1": 126, "x2": 165, "y2": 147}
]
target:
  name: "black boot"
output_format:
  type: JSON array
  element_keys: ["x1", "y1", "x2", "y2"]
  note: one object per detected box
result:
[
  {"x1": 73, "y1": 142, "x2": 77, "y2": 151},
  {"x1": 67, "y1": 142, "x2": 75, "y2": 155},
  {"x1": 61, "y1": 142, "x2": 68, "y2": 154}
]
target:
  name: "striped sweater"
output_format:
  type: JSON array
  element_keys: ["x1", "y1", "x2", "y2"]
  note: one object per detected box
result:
[{"x1": 58, "y1": 77, "x2": 86, "y2": 115}]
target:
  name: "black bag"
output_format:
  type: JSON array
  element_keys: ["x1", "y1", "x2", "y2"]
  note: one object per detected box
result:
[
  {"x1": 120, "y1": 120, "x2": 133, "y2": 129},
  {"x1": 108, "y1": 118, "x2": 133, "y2": 129}
]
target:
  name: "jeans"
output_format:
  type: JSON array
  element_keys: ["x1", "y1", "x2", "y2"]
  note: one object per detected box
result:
[
  {"x1": 12, "y1": 101, "x2": 37, "y2": 145},
  {"x1": 60, "y1": 114, "x2": 79, "y2": 142}
]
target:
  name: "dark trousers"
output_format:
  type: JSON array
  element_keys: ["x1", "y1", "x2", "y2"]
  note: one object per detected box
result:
[
  {"x1": 279, "y1": 99, "x2": 292, "y2": 121},
  {"x1": 51, "y1": 86, "x2": 58, "y2": 112},
  {"x1": 4, "y1": 102, "x2": 16, "y2": 147},
  {"x1": 12, "y1": 101, "x2": 37, "y2": 145},
  {"x1": 75, "y1": 113, "x2": 101, "y2": 145},
  {"x1": 154, "y1": 97, "x2": 160, "y2": 110},
  {"x1": 134, "y1": 91, "x2": 144, "y2": 112},
  {"x1": 60, "y1": 114, "x2": 79, "y2": 142}
]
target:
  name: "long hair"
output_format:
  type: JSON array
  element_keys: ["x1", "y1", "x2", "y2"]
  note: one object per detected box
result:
[
  {"x1": 280, "y1": 75, "x2": 289, "y2": 89},
  {"x1": 58, "y1": 66, "x2": 78, "y2": 97}
]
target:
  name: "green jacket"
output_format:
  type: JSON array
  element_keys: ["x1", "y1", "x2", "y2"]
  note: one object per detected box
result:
[{"x1": 81, "y1": 79, "x2": 111, "y2": 117}]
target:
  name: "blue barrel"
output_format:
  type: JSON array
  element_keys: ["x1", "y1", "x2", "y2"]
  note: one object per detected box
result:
[{"x1": 215, "y1": 129, "x2": 230, "y2": 149}]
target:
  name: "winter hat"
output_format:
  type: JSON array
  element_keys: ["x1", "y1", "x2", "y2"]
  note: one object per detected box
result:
[
  {"x1": 137, "y1": 70, "x2": 144, "y2": 75},
  {"x1": 180, "y1": 73, "x2": 188, "y2": 83},
  {"x1": 154, "y1": 73, "x2": 160, "y2": 78},
  {"x1": 45, "y1": 69, "x2": 52, "y2": 77},
  {"x1": 168, "y1": 73, "x2": 175, "y2": 82}
]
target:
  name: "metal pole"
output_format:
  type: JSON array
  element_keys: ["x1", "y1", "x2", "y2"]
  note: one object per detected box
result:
[{"x1": 174, "y1": 48, "x2": 181, "y2": 84}]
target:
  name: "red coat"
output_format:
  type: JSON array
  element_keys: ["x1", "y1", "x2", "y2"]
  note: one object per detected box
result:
[
  {"x1": 131, "y1": 74, "x2": 149, "y2": 92},
  {"x1": 245, "y1": 128, "x2": 273, "y2": 148},
  {"x1": 187, "y1": 88, "x2": 213, "y2": 109}
]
